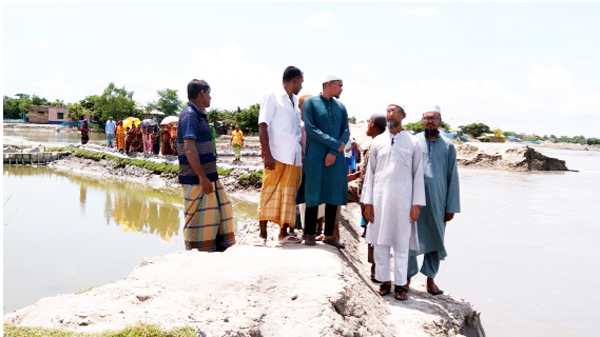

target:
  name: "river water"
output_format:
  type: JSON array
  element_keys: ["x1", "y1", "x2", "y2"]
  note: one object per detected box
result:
[{"x1": 3, "y1": 132, "x2": 600, "y2": 336}]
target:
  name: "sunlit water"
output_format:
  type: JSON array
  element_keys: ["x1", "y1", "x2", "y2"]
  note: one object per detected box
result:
[
  {"x1": 2, "y1": 166, "x2": 256, "y2": 314},
  {"x1": 3, "y1": 131, "x2": 600, "y2": 336},
  {"x1": 3, "y1": 128, "x2": 106, "y2": 146}
]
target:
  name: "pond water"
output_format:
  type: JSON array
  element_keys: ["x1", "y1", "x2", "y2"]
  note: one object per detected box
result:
[
  {"x1": 2, "y1": 165, "x2": 256, "y2": 314},
  {"x1": 3, "y1": 128, "x2": 106, "y2": 146}
]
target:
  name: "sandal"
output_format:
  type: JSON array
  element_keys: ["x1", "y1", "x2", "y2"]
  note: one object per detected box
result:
[
  {"x1": 253, "y1": 238, "x2": 266, "y2": 246},
  {"x1": 378, "y1": 282, "x2": 391, "y2": 296},
  {"x1": 394, "y1": 285, "x2": 408, "y2": 301},
  {"x1": 278, "y1": 235, "x2": 302, "y2": 244},
  {"x1": 427, "y1": 286, "x2": 444, "y2": 296}
]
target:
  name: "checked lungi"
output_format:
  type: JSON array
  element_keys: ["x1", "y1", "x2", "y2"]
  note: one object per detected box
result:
[
  {"x1": 258, "y1": 159, "x2": 302, "y2": 227},
  {"x1": 183, "y1": 180, "x2": 236, "y2": 252}
]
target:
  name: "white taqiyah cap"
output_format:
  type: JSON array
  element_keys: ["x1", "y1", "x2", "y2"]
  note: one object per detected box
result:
[
  {"x1": 423, "y1": 104, "x2": 441, "y2": 114},
  {"x1": 322, "y1": 72, "x2": 343, "y2": 83}
]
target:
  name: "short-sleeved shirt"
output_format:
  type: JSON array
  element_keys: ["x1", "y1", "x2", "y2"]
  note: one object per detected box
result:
[
  {"x1": 258, "y1": 87, "x2": 302, "y2": 166},
  {"x1": 177, "y1": 102, "x2": 218, "y2": 184},
  {"x1": 231, "y1": 129, "x2": 244, "y2": 146}
]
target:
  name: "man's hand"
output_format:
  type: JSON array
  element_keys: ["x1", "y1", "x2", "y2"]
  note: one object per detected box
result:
[
  {"x1": 364, "y1": 204, "x2": 374, "y2": 223},
  {"x1": 445, "y1": 213, "x2": 455, "y2": 222},
  {"x1": 263, "y1": 152, "x2": 275, "y2": 170},
  {"x1": 409, "y1": 205, "x2": 421, "y2": 223},
  {"x1": 337, "y1": 143, "x2": 345, "y2": 153},
  {"x1": 200, "y1": 175, "x2": 214, "y2": 194},
  {"x1": 325, "y1": 153, "x2": 336, "y2": 167}
]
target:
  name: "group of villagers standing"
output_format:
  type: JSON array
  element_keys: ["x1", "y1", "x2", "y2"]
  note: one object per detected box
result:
[
  {"x1": 101, "y1": 117, "x2": 178, "y2": 156},
  {"x1": 177, "y1": 66, "x2": 461, "y2": 303}
]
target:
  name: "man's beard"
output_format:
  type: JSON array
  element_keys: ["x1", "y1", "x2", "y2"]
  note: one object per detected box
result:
[
  {"x1": 424, "y1": 128, "x2": 439, "y2": 138},
  {"x1": 387, "y1": 120, "x2": 399, "y2": 130}
]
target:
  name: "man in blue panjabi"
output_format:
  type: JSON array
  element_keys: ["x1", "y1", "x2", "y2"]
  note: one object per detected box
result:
[
  {"x1": 301, "y1": 72, "x2": 350, "y2": 248},
  {"x1": 408, "y1": 104, "x2": 461, "y2": 295}
]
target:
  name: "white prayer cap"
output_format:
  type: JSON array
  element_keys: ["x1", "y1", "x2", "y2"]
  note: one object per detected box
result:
[
  {"x1": 322, "y1": 72, "x2": 343, "y2": 83},
  {"x1": 423, "y1": 104, "x2": 441, "y2": 114}
]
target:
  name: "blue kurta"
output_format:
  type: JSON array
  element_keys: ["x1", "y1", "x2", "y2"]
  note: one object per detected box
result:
[
  {"x1": 301, "y1": 95, "x2": 350, "y2": 207},
  {"x1": 413, "y1": 133, "x2": 461, "y2": 259}
]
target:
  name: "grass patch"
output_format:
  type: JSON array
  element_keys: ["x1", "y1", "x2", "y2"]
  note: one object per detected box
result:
[
  {"x1": 217, "y1": 167, "x2": 233, "y2": 176},
  {"x1": 3, "y1": 322, "x2": 197, "y2": 337},
  {"x1": 46, "y1": 146, "x2": 76, "y2": 152},
  {"x1": 74, "y1": 149, "x2": 179, "y2": 174},
  {"x1": 238, "y1": 170, "x2": 263, "y2": 188}
]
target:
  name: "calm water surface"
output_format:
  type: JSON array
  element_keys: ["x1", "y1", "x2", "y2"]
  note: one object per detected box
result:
[
  {"x1": 3, "y1": 135, "x2": 599, "y2": 336},
  {"x1": 3, "y1": 166, "x2": 256, "y2": 314},
  {"x1": 3, "y1": 129, "x2": 105, "y2": 146}
]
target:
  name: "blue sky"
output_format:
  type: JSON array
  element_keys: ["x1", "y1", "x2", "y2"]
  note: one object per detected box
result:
[{"x1": 4, "y1": 2, "x2": 600, "y2": 138}]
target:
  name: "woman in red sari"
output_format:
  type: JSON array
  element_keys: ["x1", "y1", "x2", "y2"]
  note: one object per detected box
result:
[
  {"x1": 160, "y1": 124, "x2": 173, "y2": 155},
  {"x1": 127, "y1": 124, "x2": 142, "y2": 153},
  {"x1": 80, "y1": 119, "x2": 89, "y2": 145}
]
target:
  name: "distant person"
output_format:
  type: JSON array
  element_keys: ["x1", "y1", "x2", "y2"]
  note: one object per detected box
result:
[
  {"x1": 346, "y1": 113, "x2": 386, "y2": 282},
  {"x1": 152, "y1": 124, "x2": 160, "y2": 154},
  {"x1": 161, "y1": 124, "x2": 173, "y2": 155},
  {"x1": 80, "y1": 119, "x2": 89, "y2": 145},
  {"x1": 116, "y1": 120, "x2": 126, "y2": 152},
  {"x1": 256, "y1": 66, "x2": 304, "y2": 245},
  {"x1": 127, "y1": 123, "x2": 142, "y2": 153},
  {"x1": 301, "y1": 72, "x2": 350, "y2": 248},
  {"x1": 177, "y1": 79, "x2": 235, "y2": 251},
  {"x1": 408, "y1": 104, "x2": 461, "y2": 296},
  {"x1": 230, "y1": 125, "x2": 244, "y2": 162},
  {"x1": 361, "y1": 104, "x2": 425, "y2": 301},
  {"x1": 105, "y1": 116, "x2": 116, "y2": 147},
  {"x1": 141, "y1": 126, "x2": 152, "y2": 154},
  {"x1": 170, "y1": 124, "x2": 178, "y2": 155},
  {"x1": 210, "y1": 122, "x2": 218, "y2": 156}
]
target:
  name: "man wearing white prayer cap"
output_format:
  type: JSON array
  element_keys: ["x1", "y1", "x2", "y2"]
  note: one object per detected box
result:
[
  {"x1": 407, "y1": 104, "x2": 461, "y2": 296},
  {"x1": 361, "y1": 103, "x2": 426, "y2": 300},
  {"x1": 299, "y1": 72, "x2": 349, "y2": 248}
]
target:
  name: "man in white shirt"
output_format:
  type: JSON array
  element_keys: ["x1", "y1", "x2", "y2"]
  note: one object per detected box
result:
[
  {"x1": 361, "y1": 104, "x2": 426, "y2": 301},
  {"x1": 255, "y1": 66, "x2": 304, "y2": 245}
]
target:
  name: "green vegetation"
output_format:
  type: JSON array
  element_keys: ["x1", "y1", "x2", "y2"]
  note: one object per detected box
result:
[
  {"x1": 217, "y1": 167, "x2": 233, "y2": 177},
  {"x1": 74, "y1": 149, "x2": 179, "y2": 174},
  {"x1": 3, "y1": 322, "x2": 196, "y2": 337},
  {"x1": 459, "y1": 123, "x2": 491, "y2": 138},
  {"x1": 146, "y1": 89, "x2": 182, "y2": 116},
  {"x1": 348, "y1": 116, "x2": 357, "y2": 124},
  {"x1": 238, "y1": 170, "x2": 263, "y2": 188},
  {"x1": 3, "y1": 94, "x2": 60, "y2": 119},
  {"x1": 206, "y1": 104, "x2": 260, "y2": 133},
  {"x1": 404, "y1": 120, "x2": 451, "y2": 133},
  {"x1": 46, "y1": 147, "x2": 76, "y2": 152}
]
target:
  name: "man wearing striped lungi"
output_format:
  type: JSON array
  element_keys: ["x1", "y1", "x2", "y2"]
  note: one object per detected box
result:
[
  {"x1": 255, "y1": 66, "x2": 305, "y2": 246},
  {"x1": 178, "y1": 79, "x2": 235, "y2": 252}
]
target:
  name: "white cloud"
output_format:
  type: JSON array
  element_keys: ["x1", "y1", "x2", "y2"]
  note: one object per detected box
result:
[
  {"x1": 302, "y1": 12, "x2": 336, "y2": 28},
  {"x1": 400, "y1": 7, "x2": 441, "y2": 18}
]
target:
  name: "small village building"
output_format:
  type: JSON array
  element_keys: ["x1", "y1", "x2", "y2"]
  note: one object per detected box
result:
[{"x1": 27, "y1": 105, "x2": 68, "y2": 124}]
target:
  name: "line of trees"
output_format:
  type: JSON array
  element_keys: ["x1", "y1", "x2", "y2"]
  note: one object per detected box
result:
[{"x1": 458, "y1": 122, "x2": 600, "y2": 145}]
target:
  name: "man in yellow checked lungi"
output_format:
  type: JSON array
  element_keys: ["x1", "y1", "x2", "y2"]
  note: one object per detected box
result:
[
  {"x1": 177, "y1": 79, "x2": 235, "y2": 251},
  {"x1": 255, "y1": 66, "x2": 305, "y2": 245}
]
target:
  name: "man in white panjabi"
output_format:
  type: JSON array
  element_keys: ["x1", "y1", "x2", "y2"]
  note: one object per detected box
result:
[{"x1": 361, "y1": 104, "x2": 426, "y2": 301}]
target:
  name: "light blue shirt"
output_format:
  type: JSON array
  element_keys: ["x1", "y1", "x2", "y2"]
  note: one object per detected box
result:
[{"x1": 105, "y1": 120, "x2": 116, "y2": 134}]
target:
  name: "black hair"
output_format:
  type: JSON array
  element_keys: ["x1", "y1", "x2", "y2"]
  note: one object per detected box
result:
[
  {"x1": 188, "y1": 79, "x2": 210, "y2": 100},
  {"x1": 283, "y1": 66, "x2": 303, "y2": 82}
]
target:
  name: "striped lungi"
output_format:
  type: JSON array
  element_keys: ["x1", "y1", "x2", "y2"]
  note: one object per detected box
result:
[
  {"x1": 183, "y1": 180, "x2": 235, "y2": 252},
  {"x1": 258, "y1": 160, "x2": 302, "y2": 227}
]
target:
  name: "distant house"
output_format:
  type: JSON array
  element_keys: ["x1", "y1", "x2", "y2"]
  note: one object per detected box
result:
[
  {"x1": 27, "y1": 105, "x2": 93, "y2": 125},
  {"x1": 27, "y1": 105, "x2": 68, "y2": 124}
]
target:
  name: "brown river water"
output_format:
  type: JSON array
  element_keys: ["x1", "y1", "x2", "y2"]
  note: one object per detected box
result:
[{"x1": 3, "y1": 131, "x2": 600, "y2": 336}]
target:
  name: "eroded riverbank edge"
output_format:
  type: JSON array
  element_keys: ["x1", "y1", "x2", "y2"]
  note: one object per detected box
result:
[{"x1": 3, "y1": 134, "x2": 485, "y2": 336}]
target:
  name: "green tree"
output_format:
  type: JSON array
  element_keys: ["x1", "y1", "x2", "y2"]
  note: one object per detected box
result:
[
  {"x1": 31, "y1": 95, "x2": 50, "y2": 106},
  {"x1": 3, "y1": 96, "x2": 22, "y2": 119},
  {"x1": 51, "y1": 99, "x2": 66, "y2": 107},
  {"x1": 404, "y1": 120, "x2": 451, "y2": 133},
  {"x1": 93, "y1": 83, "x2": 137, "y2": 121},
  {"x1": 234, "y1": 104, "x2": 260, "y2": 133},
  {"x1": 148, "y1": 89, "x2": 182, "y2": 116},
  {"x1": 67, "y1": 103, "x2": 91, "y2": 122},
  {"x1": 459, "y1": 123, "x2": 491, "y2": 138},
  {"x1": 348, "y1": 116, "x2": 357, "y2": 124}
]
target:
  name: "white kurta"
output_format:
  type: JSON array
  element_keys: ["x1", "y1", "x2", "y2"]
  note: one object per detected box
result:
[{"x1": 361, "y1": 130, "x2": 426, "y2": 249}]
